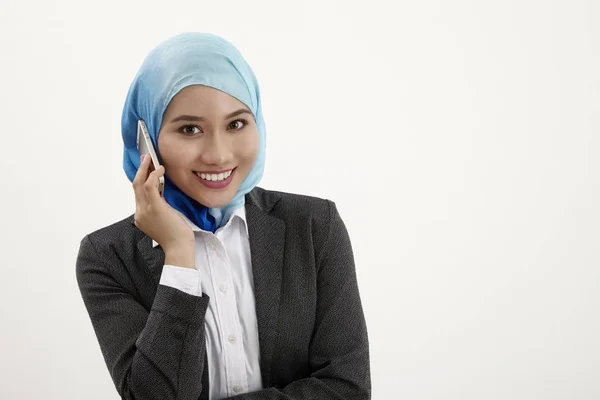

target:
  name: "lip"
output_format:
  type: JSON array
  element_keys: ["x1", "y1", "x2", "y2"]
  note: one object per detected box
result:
[{"x1": 193, "y1": 168, "x2": 236, "y2": 189}]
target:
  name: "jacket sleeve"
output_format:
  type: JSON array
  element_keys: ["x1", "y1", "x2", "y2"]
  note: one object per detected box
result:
[
  {"x1": 224, "y1": 200, "x2": 372, "y2": 400},
  {"x1": 76, "y1": 234, "x2": 210, "y2": 400}
]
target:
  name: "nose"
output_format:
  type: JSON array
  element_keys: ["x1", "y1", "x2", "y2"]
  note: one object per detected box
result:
[{"x1": 198, "y1": 132, "x2": 232, "y2": 166}]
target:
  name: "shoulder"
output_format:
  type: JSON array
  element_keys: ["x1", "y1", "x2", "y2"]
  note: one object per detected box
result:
[
  {"x1": 253, "y1": 187, "x2": 353, "y2": 268},
  {"x1": 76, "y1": 214, "x2": 140, "y2": 286},
  {"x1": 82, "y1": 187, "x2": 341, "y2": 247},
  {"x1": 250, "y1": 187, "x2": 346, "y2": 252},
  {"x1": 250, "y1": 186, "x2": 334, "y2": 222},
  {"x1": 80, "y1": 213, "x2": 139, "y2": 254}
]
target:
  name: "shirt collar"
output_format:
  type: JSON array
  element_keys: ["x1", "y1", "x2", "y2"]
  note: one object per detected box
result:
[{"x1": 152, "y1": 206, "x2": 248, "y2": 248}]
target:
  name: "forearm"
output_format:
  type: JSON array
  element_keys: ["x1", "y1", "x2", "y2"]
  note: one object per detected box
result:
[{"x1": 222, "y1": 376, "x2": 370, "y2": 400}]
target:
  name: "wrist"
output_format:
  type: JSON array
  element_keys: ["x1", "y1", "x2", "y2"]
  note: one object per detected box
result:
[
  {"x1": 162, "y1": 234, "x2": 194, "y2": 252},
  {"x1": 163, "y1": 241, "x2": 195, "y2": 269}
]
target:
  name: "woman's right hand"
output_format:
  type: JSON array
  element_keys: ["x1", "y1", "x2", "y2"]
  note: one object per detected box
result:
[{"x1": 133, "y1": 155, "x2": 195, "y2": 257}]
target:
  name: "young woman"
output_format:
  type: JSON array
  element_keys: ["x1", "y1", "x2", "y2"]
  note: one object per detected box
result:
[{"x1": 76, "y1": 32, "x2": 371, "y2": 400}]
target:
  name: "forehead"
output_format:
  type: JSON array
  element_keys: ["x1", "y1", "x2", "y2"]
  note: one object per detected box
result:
[{"x1": 165, "y1": 85, "x2": 248, "y2": 115}]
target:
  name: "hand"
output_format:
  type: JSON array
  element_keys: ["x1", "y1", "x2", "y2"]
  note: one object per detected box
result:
[{"x1": 133, "y1": 155, "x2": 195, "y2": 256}]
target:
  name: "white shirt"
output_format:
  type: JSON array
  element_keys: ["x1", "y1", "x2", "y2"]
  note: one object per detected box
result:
[{"x1": 156, "y1": 207, "x2": 263, "y2": 399}]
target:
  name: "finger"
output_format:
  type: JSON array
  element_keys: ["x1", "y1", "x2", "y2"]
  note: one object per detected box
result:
[
  {"x1": 134, "y1": 155, "x2": 151, "y2": 209},
  {"x1": 133, "y1": 154, "x2": 152, "y2": 187},
  {"x1": 144, "y1": 165, "x2": 165, "y2": 205}
]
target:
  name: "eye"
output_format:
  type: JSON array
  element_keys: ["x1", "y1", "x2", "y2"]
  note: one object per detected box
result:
[
  {"x1": 180, "y1": 125, "x2": 202, "y2": 136},
  {"x1": 228, "y1": 119, "x2": 248, "y2": 131}
]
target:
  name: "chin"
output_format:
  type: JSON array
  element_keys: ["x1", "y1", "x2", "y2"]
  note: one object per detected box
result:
[{"x1": 194, "y1": 191, "x2": 236, "y2": 209}]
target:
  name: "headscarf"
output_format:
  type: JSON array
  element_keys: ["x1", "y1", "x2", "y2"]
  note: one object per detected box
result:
[{"x1": 121, "y1": 32, "x2": 266, "y2": 232}]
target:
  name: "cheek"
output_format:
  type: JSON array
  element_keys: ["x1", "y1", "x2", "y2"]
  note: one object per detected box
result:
[
  {"x1": 158, "y1": 136, "x2": 193, "y2": 168},
  {"x1": 235, "y1": 131, "x2": 259, "y2": 162},
  {"x1": 157, "y1": 135, "x2": 173, "y2": 164}
]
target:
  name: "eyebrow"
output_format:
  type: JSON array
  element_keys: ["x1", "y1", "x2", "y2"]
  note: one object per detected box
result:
[{"x1": 169, "y1": 108, "x2": 252, "y2": 123}]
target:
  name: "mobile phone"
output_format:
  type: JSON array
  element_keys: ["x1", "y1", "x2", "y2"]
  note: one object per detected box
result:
[{"x1": 137, "y1": 120, "x2": 164, "y2": 197}]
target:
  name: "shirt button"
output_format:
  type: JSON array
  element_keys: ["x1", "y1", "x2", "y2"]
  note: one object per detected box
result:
[
  {"x1": 219, "y1": 284, "x2": 227, "y2": 293},
  {"x1": 228, "y1": 335, "x2": 236, "y2": 344},
  {"x1": 233, "y1": 385, "x2": 243, "y2": 393}
]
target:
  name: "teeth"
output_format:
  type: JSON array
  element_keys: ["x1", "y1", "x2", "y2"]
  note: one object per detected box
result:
[{"x1": 196, "y1": 170, "x2": 232, "y2": 182}]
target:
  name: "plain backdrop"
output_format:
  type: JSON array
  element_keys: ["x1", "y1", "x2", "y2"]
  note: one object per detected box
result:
[{"x1": 1, "y1": 0, "x2": 599, "y2": 399}]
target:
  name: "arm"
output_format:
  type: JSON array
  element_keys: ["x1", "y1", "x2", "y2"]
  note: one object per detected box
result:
[
  {"x1": 76, "y1": 234, "x2": 209, "y2": 400},
  {"x1": 225, "y1": 200, "x2": 371, "y2": 400}
]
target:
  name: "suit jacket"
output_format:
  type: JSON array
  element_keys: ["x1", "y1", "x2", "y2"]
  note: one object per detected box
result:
[{"x1": 76, "y1": 186, "x2": 371, "y2": 400}]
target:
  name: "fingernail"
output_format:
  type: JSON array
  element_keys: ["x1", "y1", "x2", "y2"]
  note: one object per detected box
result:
[{"x1": 140, "y1": 155, "x2": 145, "y2": 162}]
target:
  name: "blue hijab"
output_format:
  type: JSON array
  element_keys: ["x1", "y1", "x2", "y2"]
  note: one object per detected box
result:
[{"x1": 121, "y1": 33, "x2": 266, "y2": 232}]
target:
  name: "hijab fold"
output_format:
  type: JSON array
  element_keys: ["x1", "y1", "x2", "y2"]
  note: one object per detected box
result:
[{"x1": 121, "y1": 32, "x2": 266, "y2": 232}]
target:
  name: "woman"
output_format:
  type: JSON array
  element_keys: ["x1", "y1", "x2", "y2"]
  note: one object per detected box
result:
[{"x1": 76, "y1": 32, "x2": 371, "y2": 400}]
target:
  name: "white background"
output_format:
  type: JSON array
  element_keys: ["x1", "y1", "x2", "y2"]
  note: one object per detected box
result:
[{"x1": 1, "y1": 0, "x2": 599, "y2": 399}]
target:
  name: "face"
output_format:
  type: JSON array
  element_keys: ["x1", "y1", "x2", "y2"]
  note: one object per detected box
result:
[{"x1": 157, "y1": 85, "x2": 259, "y2": 208}]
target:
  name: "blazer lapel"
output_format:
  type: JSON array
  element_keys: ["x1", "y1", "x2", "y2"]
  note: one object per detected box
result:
[{"x1": 245, "y1": 189, "x2": 285, "y2": 388}]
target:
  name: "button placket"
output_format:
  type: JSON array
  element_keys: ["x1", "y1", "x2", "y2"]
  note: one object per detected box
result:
[
  {"x1": 225, "y1": 276, "x2": 247, "y2": 393},
  {"x1": 203, "y1": 223, "x2": 252, "y2": 397}
]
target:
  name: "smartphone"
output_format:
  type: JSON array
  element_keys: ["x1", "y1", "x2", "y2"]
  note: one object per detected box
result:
[{"x1": 137, "y1": 120, "x2": 164, "y2": 197}]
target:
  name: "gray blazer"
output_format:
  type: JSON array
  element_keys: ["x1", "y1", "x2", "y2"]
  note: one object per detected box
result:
[{"x1": 76, "y1": 186, "x2": 371, "y2": 400}]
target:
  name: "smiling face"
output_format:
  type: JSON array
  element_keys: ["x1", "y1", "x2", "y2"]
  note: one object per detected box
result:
[{"x1": 157, "y1": 85, "x2": 259, "y2": 208}]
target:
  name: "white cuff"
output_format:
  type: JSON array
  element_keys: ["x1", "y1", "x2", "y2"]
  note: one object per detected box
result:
[{"x1": 159, "y1": 265, "x2": 202, "y2": 296}]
